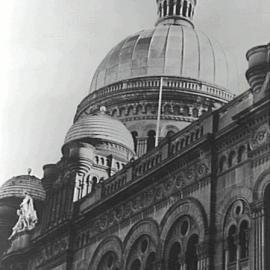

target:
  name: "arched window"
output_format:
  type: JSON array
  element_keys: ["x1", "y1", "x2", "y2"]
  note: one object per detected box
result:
[
  {"x1": 132, "y1": 131, "x2": 138, "y2": 152},
  {"x1": 127, "y1": 236, "x2": 156, "y2": 270},
  {"x1": 176, "y1": 0, "x2": 181, "y2": 15},
  {"x1": 97, "y1": 252, "x2": 119, "y2": 270},
  {"x1": 219, "y1": 156, "x2": 226, "y2": 172},
  {"x1": 169, "y1": 0, "x2": 174, "y2": 15},
  {"x1": 168, "y1": 242, "x2": 181, "y2": 270},
  {"x1": 237, "y1": 146, "x2": 245, "y2": 163},
  {"x1": 92, "y1": 176, "x2": 98, "y2": 192},
  {"x1": 166, "y1": 130, "x2": 175, "y2": 138},
  {"x1": 264, "y1": 185, "x2": 270, "y2": 268},
  {"x1": 147, "y1": 130, "x2": 156, "y2": 152},
  {"x1": 183, "y1": 1, "x2": 188, "y2": 17},
  {"x1": 228, "y1": 151, "x2": 236, "y2": 168},
  {"x1": 228, "y1": 225, "x2": 237, "y2": 263},
  {"x1": 101, "y1": 157, "x2": 105, "y2": 165},
  {"x1": 163, "y1": 0, "x2": 168, "y2": 16},
  {"x1": 183, "y1": 106, "x2": 189, "y2": 116},
  {"x1": 86, "y1": 175, "x2": 91, "y2": 194},
  {"x1": 193, "y1": 108, "x2": 199, "y2": 118},
  {"x1": 239, "y1": 220, "x2": 249, "y2": 259},
  {"x1": 186, "y1": 234, "x2": 199, "y2": 270}
]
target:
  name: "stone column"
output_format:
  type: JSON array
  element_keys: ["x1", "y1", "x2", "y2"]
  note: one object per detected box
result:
[
  {"x1": 224, "y1": 241, "x2": 229, "y2": 270},
  {"x1": 179, "y1": 255, "x2": 186, "y2": 270},
  {"x1": 252, "y1": 201, "x2": 265, "y2": 270},
  {"x1": 173, "y1": 0, "x2": 177, "y2": 15},
  {"x1": 180, "y1": 0, "x2": 184, "y2": 15}
]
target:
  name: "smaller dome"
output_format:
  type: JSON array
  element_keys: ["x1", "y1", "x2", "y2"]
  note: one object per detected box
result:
[
  {"x1": 64, "y1": 109, "x2": 134, "y2": 152},
  {"x1": 0, "y1": 175, "x2": 45, "y2": 202}
]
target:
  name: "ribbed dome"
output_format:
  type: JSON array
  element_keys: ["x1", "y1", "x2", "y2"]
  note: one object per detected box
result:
[
  {"x1": 0, "y1": 175, "x2": 45, "y2": 202},
  {"x1": 90, "y1": 24, "x2": 234, "y2": 93},
  {"x1": 65, "y1": 110, "x2": 134, "y2": 151}
]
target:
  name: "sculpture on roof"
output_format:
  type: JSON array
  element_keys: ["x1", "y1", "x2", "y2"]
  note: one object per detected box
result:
[{"x1": 8, "y1": 192, "x2": 38, "y2": 240}]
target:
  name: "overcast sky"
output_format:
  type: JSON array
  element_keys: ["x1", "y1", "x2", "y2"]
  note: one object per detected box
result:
[{"x1": 0, "y1": 0, "x2": 269, "y2": 185}]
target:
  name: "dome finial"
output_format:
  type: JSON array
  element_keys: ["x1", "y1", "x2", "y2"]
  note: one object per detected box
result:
[
  {"x1": 27, "y1": 168, "x2": 32, "y2": 175},
  {"x1": 156, "y1": 0, "x2": 197, "y2": 26}
]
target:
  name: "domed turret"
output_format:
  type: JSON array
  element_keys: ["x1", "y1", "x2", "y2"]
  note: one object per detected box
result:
[
  {"x1": 0, "y1": 173, "x2": 45, "y2": 256},
  {"x1": 65, "y1": 107, "x2": 134, "y2": 153},
  {"x1": 63, "y1": 108, "x2": 135, "y2": 201}
]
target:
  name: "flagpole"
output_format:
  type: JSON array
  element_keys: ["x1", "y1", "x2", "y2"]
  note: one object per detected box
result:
[{"x1": 155, "y1": 77, "x2": 163, "y2": 147}]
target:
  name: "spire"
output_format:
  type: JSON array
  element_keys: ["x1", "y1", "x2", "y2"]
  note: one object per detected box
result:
[{"x1": 155, "y1": 0, "x2": 197, "y2": 26}]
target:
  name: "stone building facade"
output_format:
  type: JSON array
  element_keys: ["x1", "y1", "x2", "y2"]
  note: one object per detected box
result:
[{"x1": 0, "y1": 1, "x2": 269, "y2": 270}]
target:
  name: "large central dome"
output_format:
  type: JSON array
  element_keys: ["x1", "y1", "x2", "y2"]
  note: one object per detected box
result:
[{"x1": 90, "y1": 23, "x2": 233, "y2": 93}]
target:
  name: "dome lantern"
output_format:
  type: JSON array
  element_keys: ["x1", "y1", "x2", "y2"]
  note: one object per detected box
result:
[{"x1": 156, "y1": 0, "x2": 197, "y2": 26}]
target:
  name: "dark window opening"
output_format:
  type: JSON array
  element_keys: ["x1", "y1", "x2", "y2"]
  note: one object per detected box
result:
[
  {"x1": 176, "y1": 0, "x2": 181, "y2": 15},
  {"x1": 188, "y1": 3, "x2": 192, "y2": 17},
  {"x1": 166, "y1": 130, "x2": 175, "y2": 137},
  {"x1": 228, "y1": 225, "x2": 237, "y2": 263},
  {"x1": 237, "y1": 146, "x2": 245, "y2": 163},
  {"x1": 168, "y1": 242, "x2": 181, "y2": 270},
  {"x1": 193, "y1": 108, "x2": 199, "y2": 118},
  {"x1": 228, "y1": 151, "x2": 236, "y2": 168},
  {"x1": 169, "y1": 0, "x2": 174, "y2": 15},
  {"x1": 92, "y1": 177, "x2": 98, "y2": 192},
  {"x1": 240, "y1": 220, "x2": 249, "y2": 259},
  {"x1": 131, "y1": 131, "x2": 138, "y2": 152},
  {"x1": 147, "y1": 130, "x2": 156, "y2": 152},
  {"x1": 186, "y1": 234, "x2": 199, "y2": 270},
  {"x1": 145, "y1": 252, "x2": 156, "y2": 270},
  {"x1": 163, "y1": 1, "x2": 167, "y2": 16},
  {"x1": 183, "y1": 1, "x2": 188, "y2": 17},
  {"x1": 219, "y1": 156, "x2": 226, "y2": 172}
]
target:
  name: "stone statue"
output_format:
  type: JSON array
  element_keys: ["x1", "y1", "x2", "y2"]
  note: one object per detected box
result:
[{"x1": 8, "y1": 192, "x2": 38, "y2": 240}]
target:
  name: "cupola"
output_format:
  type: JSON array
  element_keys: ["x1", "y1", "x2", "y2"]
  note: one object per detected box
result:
[{"x1": 156, "y1": 0, "x2": 197, "y2": 26}]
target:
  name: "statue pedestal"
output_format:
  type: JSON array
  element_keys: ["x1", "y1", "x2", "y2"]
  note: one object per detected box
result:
[{"x1": 8, "y1": 231, "x2": 31, "y2": 253}]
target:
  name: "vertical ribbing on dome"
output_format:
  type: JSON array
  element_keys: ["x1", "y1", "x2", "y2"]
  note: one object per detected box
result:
[{"x1": 156, "y1": 0, "x2": 197, "y2": 26}]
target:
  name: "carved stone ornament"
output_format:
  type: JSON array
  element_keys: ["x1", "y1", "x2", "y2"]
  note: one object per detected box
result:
[
  {"x1": 8, "y1": 192, "x2": 38, "y2": 240},
  {"x1": 34, "y1": 236, "x2": 69, "y2": 267},
  {"x1": 250, "y1": 124, "x2": 270, "y2": 150}
]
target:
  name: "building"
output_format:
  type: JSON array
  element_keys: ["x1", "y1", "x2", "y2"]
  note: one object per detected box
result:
[{"x1": 0, "y1": 0, "x2": 269, "y2": 269}]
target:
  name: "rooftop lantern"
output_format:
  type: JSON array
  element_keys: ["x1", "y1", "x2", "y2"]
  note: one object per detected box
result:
[{"x1": 156, "y1": 0, "x2": 197, "y2": 26}]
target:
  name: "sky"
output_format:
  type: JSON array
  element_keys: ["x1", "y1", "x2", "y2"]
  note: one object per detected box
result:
[{"x1": 0, "y1": 0, "x2": 269, "y2": 185}]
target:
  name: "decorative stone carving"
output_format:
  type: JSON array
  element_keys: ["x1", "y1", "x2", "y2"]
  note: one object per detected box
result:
[
  {"x1": 34, "y1": 236, "x2": 69, "y2": 267},
  {"x1": 250, "y1": 123, "x2": 270, "y2": 150},
  {"x1": 9, "y1": 193, "x2": 38, "y2": 240}
]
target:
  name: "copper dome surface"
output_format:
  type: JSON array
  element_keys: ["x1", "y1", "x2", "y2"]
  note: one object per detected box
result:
[
  {"x1": 90, "y1": 24, "x2": 235, "y2": 93},
  {"x1": 0, "y1": 175, "x2": 45, "y2": 201},
  {"x1": 64, "y1": 111, "x2": 134, "y2": 151}
]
